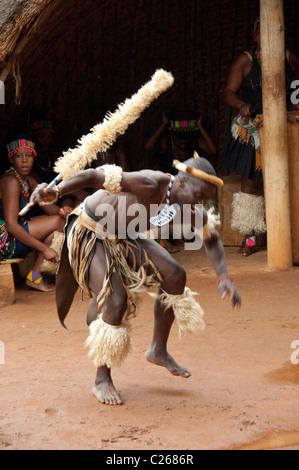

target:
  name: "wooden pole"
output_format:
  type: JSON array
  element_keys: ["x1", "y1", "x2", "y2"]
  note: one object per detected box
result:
[{"x1": 260, "y1": 0, "x2": 293, "y2": 270}]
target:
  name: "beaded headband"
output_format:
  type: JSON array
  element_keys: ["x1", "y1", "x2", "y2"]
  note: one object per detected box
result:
[
  {"x1": 28, "y1": 120, "x2": 54, "y2": 133},
  {"x1": 169, "y1": 119, "x2": 199, "y2": 132},
  {"x1": 168, "y1": 111, "x2": 200, "y2": 132},
  {"x1": 173, "y1": 159, "x2": 224, "y2": 188},
  {"x1": 7, "y1": 138, "x2": 37, "y2": 159}
]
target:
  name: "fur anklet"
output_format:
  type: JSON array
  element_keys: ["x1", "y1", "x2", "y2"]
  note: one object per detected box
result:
[
  {"x1": 85, "y1": 314, "x2": 133, "y2": 368},
  {"x1": 159, "y1": 287, "x2": 205, "y2": 337}
]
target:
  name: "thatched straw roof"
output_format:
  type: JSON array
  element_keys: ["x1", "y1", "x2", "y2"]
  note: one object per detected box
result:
[
  {"x1": 0, "y1": 0, "x2": 298, "y2": 174},
  {"x1": 0, "y1": 0, "x2": 50, "y2": 63}
]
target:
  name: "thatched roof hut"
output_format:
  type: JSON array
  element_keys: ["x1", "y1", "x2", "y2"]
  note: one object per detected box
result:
[{"x1": 0, "y1": 0, "x2": 298, "y2": 174}]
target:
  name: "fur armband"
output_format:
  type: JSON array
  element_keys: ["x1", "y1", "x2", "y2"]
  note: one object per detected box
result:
[
  {"x1": 98, "y1": 164, "x2": 123, "y2": 194},
  {"x1": 203, "y1": 207, "x2": 221, "y2": 241}
]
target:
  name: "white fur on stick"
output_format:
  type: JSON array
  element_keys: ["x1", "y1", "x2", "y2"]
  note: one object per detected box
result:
[{"x1": 54, "y1": 69, "x2": 174, "y2": 180}]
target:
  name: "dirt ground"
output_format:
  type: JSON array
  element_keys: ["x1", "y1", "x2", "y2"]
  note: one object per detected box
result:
[{"x1": 0, "y1": 246, "x2": 299, "y2": 451}]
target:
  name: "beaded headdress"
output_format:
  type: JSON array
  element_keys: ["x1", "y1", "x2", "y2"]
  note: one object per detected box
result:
[
  {"x1": 28, "y1": 120, "x2": 54, "y2": 134},
  {"x1": 7, "y1": 137, "x2": 37, "y2": 159},
  {"x1": 168, "y1": 111, "x2": 201, "y2": 132}
]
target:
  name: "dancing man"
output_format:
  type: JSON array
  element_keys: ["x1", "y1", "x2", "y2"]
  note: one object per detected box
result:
[{"x1": 31, "y1": 156, "x2": 241, "y2": 405}]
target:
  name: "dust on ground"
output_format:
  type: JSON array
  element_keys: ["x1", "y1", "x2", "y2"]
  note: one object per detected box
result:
[{"x1": 0, "y1": 247, "x2": 299, "y2": 450}]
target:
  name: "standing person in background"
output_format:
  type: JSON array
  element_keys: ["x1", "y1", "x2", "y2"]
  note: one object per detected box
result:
[
  {"x1": 28, "y1": 116, "x2": 90, "y2": 212},
  {"x1": 222, "y1": 17, "x2": 299, "y2": 257},
  {"x1": 27, "y1": 118, "x2": 58, "y2": 184},
  {"x1": 95, "y1": 134, "x2": 131, "y2": 172},
  {"x1": 145, "y1": 110, "x2": 217, "y2": 252},
  {"x1": 144, "y1": 110, "x2": 217, "y2": 175}
]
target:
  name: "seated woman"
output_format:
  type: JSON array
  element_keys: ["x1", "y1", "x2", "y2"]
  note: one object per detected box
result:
[{"x1": 0, "y1": 135, "x2": 67, "y2": 291}]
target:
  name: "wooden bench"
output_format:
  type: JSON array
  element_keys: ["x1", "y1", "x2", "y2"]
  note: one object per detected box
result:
[{"x1": 0, "y1": 258, "x2": 23, "y2": 307}]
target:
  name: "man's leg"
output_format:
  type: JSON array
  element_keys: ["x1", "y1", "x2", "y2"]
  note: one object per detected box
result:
[
  {"x1": 137, "y1": 238, "x2": 194, "y2": 378},
  {"x1": 146, "y1": 290, "x2": 191, "y2": 377},
  {"x1": 86, "y1": 244, "x2": 129, "y2": 405}
]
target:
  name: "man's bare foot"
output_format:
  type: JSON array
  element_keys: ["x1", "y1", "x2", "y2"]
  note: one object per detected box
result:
[
  {"x1": 92, "y1": 380, "x2": 123, "y2": 405},
  {"x1": 146, "y1": 349, "x2": 191, "y2": 378}
]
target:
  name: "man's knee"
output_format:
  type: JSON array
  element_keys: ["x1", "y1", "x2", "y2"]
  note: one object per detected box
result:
[
  {"x1": 103, "y1": 292, "x2": 128, "y2": 325},
  {"x1": 163, "y1": 263, "x2": 186, "y2": 294}
]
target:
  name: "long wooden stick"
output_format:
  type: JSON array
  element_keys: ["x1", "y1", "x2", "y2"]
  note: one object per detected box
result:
[{"x1": 19, "y1": 174, "x2": 62, "y2": 216}]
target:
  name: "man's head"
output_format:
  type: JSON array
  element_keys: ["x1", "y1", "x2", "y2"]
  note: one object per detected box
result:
[
  {"x1": 172, "y1": 132, "x2": 197, "y2": 150},
  {"x1": 173, "y1": 156, "x2": 221, "y2": 207},
  {"x1": 28, "y1": 119, "x2": 55, "y2": 152}
]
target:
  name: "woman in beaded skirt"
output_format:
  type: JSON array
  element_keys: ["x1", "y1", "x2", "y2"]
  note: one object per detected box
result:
[{"x1": 222, "y1": 17, "x2": 299, "y2": 256}]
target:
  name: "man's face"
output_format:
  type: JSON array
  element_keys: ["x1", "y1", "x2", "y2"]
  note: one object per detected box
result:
[
  {"x1": 175, "y1": 176, "x2": 216, "y2": 208},
  {"x1": 173, "y1": 134, "x2": 195, "y2": 150},
  {"x1": 35, "y1": 129, "x2": 54, "y2": 151}
]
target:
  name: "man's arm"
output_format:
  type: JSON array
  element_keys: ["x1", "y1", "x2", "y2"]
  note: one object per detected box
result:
[
  {"x1": 144, "y1": 111, "x2": 169, "y2": 152},
  {"x1": 30, "y1": 167, "x2": 159, "y2": 205},
  {"x1": 196, "y1": 114, "x2": 217, "y2": 154},
  {"x1": 203, "y1": 231, "x2": 241, "y2": 308}
]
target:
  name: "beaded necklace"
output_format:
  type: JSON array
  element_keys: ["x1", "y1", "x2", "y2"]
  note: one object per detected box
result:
[
  {"x1": 150, "y1": 175, "x2": 177, "y2": 227},
  {"x1": 157, "y1": 174, "x2": 174, "y2": 208},
  {"x1": 13, "y1": 169, "x2": 30, "y2": 199},
  {"x1": 255, "y1": 47, "x2": 261, "y2": 66}
]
